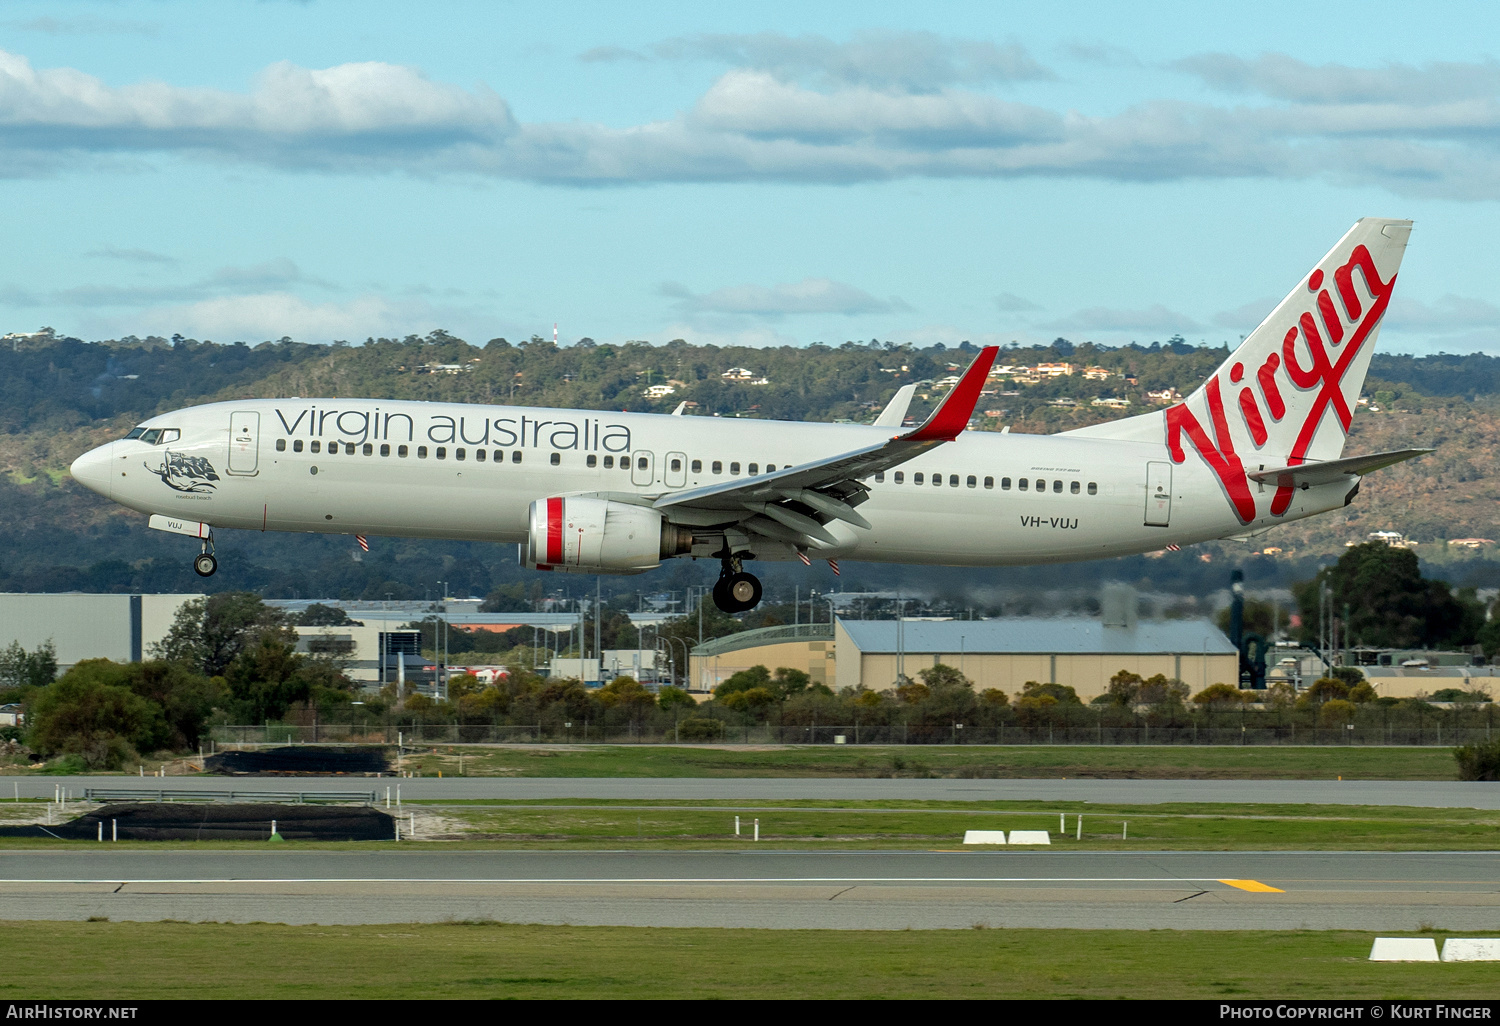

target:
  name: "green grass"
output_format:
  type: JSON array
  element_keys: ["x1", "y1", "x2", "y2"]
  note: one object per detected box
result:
[
  {"x1": 411, "y1": 798, "x2": 1500, "y2": 850},
  {"x1": 389, "y1": 743, "x2": 1461, "y2": 779},
  {"x1": 3, "y1": 798, "x2": 1496, "y2": 851},
  {"x1": 0, "y1": 921, "x2": 1492, "y2": 999}
]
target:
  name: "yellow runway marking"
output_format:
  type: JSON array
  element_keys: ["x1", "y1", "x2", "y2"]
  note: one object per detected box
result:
[{"x1": 1219, "y1": 879, "x2": 1285, "y2": 893}]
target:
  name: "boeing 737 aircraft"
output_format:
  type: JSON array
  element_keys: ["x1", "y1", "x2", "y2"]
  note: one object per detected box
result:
[{"x1": 70, "y1": 218, "x2": 1429, "y2": 613}]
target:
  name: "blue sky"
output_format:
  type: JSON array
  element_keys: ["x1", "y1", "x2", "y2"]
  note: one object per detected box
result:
[{"x1": 2, "y1": 1, "x2": 1500, "y2": 354}]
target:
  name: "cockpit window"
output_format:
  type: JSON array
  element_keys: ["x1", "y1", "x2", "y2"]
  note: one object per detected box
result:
[
  {"x1": 135, "y1": 428, "x2": 180, "y2": 445},
  {"x1": 140, "y1": 429, "x2": 161, "y2": 444},
  {"x1": 125, "y1": 428, "x2": 145, "y2": 440},
  {"x1": 158, "y1": 429, "x2": 180, "y2": 444}
]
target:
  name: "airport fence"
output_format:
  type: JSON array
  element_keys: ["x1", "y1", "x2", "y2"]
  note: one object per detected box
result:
[{"x1": 211, "y1": 722, "x2": 1500, "y2": 747}]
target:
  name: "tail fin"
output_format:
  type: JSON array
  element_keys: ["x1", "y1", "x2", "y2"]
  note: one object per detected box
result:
[{"x1": 1066, "y1": 217, "x2": 1412, "y2": 521}]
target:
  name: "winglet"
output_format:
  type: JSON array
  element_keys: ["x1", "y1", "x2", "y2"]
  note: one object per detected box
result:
[
  {"x1": 902, "y1": 346, "x2": 999, "y2": 442},
  {"x1": 873, "y1": 384, "x2": 917, "y2": 428}
]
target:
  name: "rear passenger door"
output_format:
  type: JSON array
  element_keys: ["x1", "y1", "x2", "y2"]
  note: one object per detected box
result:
[{"x1": 1144, "y1": 461, "x2": 1172, "y2": 526}]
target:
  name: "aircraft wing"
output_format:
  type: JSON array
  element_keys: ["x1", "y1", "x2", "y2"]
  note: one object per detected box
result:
[
  {"x1": 654, "y1": 346, "x2": 998, "y2": 548},
  {"x1": 1245, "y1": 448, "x2": 1432, "y2": 490}
]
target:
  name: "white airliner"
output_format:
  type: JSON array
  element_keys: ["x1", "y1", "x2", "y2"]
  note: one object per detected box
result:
[{"x1": 71, "y1": 218, "x2": 1428, "y2": 613}]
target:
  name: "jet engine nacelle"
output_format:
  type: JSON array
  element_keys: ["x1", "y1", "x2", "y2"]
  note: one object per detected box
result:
[{"x1": 523, "y1": 497, "x2": 694, "y2": 573}]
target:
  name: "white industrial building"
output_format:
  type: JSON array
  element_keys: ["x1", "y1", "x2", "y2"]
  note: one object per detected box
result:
[{"x1": 0, "y1": 593, "x2": 203, "y2": 670}]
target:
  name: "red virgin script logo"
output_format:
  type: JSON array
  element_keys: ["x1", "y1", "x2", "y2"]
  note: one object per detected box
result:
[{"x1": 1164, "y1": 244, "x2": 1396, "y2": 524}]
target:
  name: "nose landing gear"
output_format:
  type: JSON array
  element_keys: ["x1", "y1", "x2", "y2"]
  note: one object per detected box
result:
[
  {"x1": 192, "y1": 532, "x2": 217, "y2": 578},
  {"x1": 711, "y1": 554, "x2": 762, "y2": 613}
]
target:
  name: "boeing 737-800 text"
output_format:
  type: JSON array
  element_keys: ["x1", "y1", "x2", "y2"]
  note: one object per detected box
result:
[{"x1": 70, "y1": 218, "x2": 1429, "y2": 613}]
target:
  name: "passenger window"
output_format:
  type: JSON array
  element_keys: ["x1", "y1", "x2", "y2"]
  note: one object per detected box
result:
[
  {"x1": 949, "y1": 475, "x2": 959, "y2": 487},
  {"x1": 670, "y1": 458, "x2": 682, "y2": 472},
  {"x1": 1018, "y1": 478, "x2": 1027, "y2": 491},
  {"x1": 381, "y1": 444, "x2": 391, "y2": 457},
  {"x1": 1070, "y1": 480, "x2": 1080, "y2": 494},
  {"x1": 276, "y1": 439, "x2": 287, "y2": 452},
  {"x1": 914, "y1": 473, "x2": 924, "y2": 484},
  {"x1": 398, "y1": 445, "x2": 408, "y2": 458},
  {"x1": 999, "y1": 477, "x2": 1009, "y2": 490},
  {"x1": 512, "y1": 451, "x2": 522, "y2": 463},
  {"x1": 476, "y1": 449, "x2": 486, "y2": 463},
  {"x1": 417, "y1": 446, "x2": 428, "y2": 458},
  {"x1": 604, "y1": 456, "x2": 614, "y2": 469},
  {"x1": 1088, "y1": 482, "x2": 1097, "y2": 495},
  {"x1": 766, "y1": 464, "x2": 776, "y2": 473},
  {"x1": 875, "y1": 472, "x2": 885, "y2": 483},
  {"x1": 1036, "y1": 479, "x2": 1045, "y2": 491},
  {"x1": 493, "y1": 450, "x2": 503, "y2": 463},
  {"x1": 552, "y1": 453, "x2": 562, "y2": 466},
  {"x1": 894, "y1": 471, "x2": 904, "y2": 484},
  {"x1": 456, "y1": 448, "x2": 466, "y2": 461},
  {"x1": 691, "y1": 459, "x2": 702, "y2": 473},
  {"x1": 587, "y1": 454, "x2": 597, "y2": 468},
  {"x1": 712, "y1": 461, "x2": 722, "y2": 474},
  {"x1": 984, "y1": 476, "x2": 994, "y2": 489},
  {"x1": 1052, "y1": 480, "x2": 1062, "y2": 493},
  {"x1": 637, "y1": 456, "x2": 647, "y2": 470},
  {"x1": 310, "y1": 440, "x2": 321, "y2": 454},
  {"x1": 934, "y1": 475, "x2": 942, "y2": 487},
  {"x1": 436, "y1": 447, "x2": 447, "y2": 460},
  {"x1": 967, "y1": 475, "x2": 977, "y2": 488},
  {"x1": 730, "y1": 462, "x2": 741, "y2": 475},
  {"x1": 622, "y1": 460, "x2": 630, "y2": 471},
  {"x1": 748, "y1": 463, "x2": 759, "y2": 475},
  {"x1": 363, "y1": 443, "x2": 374, "y2": 456},
  {"x1": 293, "y1": 439, "x2": 304, "y2": 453}
]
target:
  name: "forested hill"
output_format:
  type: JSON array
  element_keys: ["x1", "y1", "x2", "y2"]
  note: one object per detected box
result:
[{"x1": 1, "y1": 328, "x2": 1499, "y2": 600}]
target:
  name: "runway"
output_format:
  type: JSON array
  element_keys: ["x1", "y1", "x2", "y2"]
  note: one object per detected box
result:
[
  {"x1": 1, "y1": 850, "x2": 1495, "y2": 931},
  {"x1": 14, "y1": 776, "x2": 1500, "y2": 808}
]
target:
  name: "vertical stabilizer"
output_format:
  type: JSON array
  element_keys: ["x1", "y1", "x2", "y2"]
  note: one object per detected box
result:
[{"x1": 1066, "y1": 217, "x2": 1412, "y2": 523}]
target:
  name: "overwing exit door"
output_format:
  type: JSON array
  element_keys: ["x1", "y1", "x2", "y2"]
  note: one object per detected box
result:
[
  {"x1": 228, "y1": 411, "x2": 260, "y2": 475},
  {"x1": 1144, "y1": 461, "x2": 1172, "y2": 526},
  {"x1": 630, "y1": 451, "x2": 655, "y2": 487}
]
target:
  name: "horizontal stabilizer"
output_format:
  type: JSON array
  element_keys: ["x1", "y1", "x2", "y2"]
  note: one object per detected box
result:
[{"x1": 1246, "y1": 448, "x2": 1431, "y2": 489}]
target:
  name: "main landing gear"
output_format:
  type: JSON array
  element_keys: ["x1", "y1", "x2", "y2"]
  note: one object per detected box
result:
[
  {"x1": 192, "y1": 531, "x2": 217, "y2": 578},
  {"x1": 711, "y1": 554, "x2": 762, "y2": 614}
]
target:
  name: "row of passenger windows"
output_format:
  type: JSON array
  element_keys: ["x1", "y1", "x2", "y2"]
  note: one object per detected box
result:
[
  {"x1": 273, "y1": 439, "x2": 784, "y2": 476},
  {"x1": 271, "y1": 438, "x2": 1097, "y2": 494},
  {"x1": 874, "y1": 469, "x2": 1098, "y2": 495}
]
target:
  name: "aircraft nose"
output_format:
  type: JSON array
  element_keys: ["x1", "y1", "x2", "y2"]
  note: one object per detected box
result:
[{"x1": 70, "y1": 442, "x2": 115, "y2": 499}]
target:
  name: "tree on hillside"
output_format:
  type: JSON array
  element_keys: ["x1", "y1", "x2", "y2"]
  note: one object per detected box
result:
[{"x1": 1293, "y1": 543, "x2": 1482, "y2": 650}]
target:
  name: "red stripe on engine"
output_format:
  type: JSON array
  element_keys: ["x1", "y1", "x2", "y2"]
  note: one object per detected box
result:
[{"x1": 546, "y1": 497, "x2": 564, "y2": 565}]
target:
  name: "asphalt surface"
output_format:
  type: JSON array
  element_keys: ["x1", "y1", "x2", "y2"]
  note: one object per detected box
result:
[
  {"x1": 15, "y1": 776, "x2": 1500, "y2": 808},
  {"x1": 1, "y1": 850, "x2": 1495, "y2": 931}
]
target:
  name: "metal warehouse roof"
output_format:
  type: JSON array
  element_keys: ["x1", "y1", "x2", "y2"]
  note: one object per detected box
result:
[{"x1": 838, "y1": 617, "x2": 1236, "y2": 656}]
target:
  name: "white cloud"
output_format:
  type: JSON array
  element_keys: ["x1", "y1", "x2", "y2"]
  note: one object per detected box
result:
[
  {"x1": 3, "y1": 47, "x2": 1500, "y2": 198},
  {"x1": 1387, "y1": 293, "x2": 1500, "y2": 332},
  {"x1": 995, "y1": 292, "x2": 1042, "y2": 313},
  {"x1": 1175, "y1": 53, "x2": 1500, "y2": 104},
  {"x1": 663, "y1": 276, "x2": 898, "y2": 317},
  {"x1": 84, "y1": 245, "x2": 177, "y2": 265},
  {"x1": 583, "y1": 31, "x2": 1053, "y2": 92},
  {"x1": 1053, "y1": 303, "x2": 1202, "y2": 334},
  {"x1": 108, "y1": 292, "x2": 482, "y2": 344}
]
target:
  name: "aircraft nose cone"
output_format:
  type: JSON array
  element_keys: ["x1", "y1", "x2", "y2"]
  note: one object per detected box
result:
[{"x1": 70, "y1": 442, "x2": 115, "y2": 499}]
